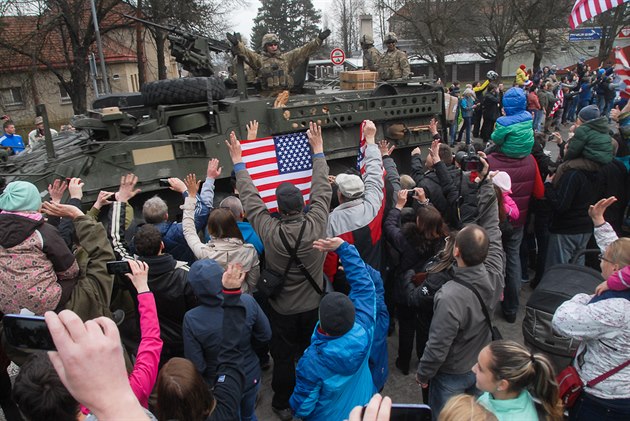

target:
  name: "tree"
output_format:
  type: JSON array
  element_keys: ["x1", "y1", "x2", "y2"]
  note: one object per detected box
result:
[
  {"x1": 0, "y1": 0, "x2": 128, "y2": 114},
  {"x1": 595, "y1": 2, "x2": 630, "y2": 64},
  {"x1": 250, "y1": 0, "x2": 321, "y2": 51},
  {"x1": 332, "y1": 0, "x2": 366, "y2": 57},
  {"x1": 510, "y1": 0, "x2": 573, "y2": 70},
  {"x1": 384, "y1": 0, "x2": 473, "y2": 80},
  {"x1": 470, "y1": 0, "x2": 529, "y2": 76}
]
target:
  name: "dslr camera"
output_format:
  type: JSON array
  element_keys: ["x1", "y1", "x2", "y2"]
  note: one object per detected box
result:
[{"x1": 460, "y1": 146, "x2": 481, "y2": 172}]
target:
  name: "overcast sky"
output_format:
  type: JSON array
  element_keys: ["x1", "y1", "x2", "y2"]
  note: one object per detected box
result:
[{"x1": 231, "y1": 0, "x2": 335, "y2": 41}]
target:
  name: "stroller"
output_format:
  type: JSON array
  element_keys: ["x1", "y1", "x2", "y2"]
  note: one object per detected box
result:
[{"x1": 522, "y1": 250, "x2": 603, "y2": 372}]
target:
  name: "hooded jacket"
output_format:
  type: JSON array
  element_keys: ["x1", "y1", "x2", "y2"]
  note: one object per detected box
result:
[
  {"x1": 565, "y1": 117, "x2": 613, "y2": 165},
  {"x1": 0, "y1": 212, "x2": 79, "y2": 314},
  {"x1": 183, "y1": 260, "x2": 271, "y2": 389},
  {"x1": 491, "y1": 87, "x2": 534, "y2": 158},
  {"x1": 290, "y1": 242, "x2": 377, "y2": 420}
]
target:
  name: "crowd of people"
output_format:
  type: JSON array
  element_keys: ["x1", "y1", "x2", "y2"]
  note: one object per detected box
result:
[{"x1": 0, "y1": 62, "x2": 629, "y2": 420}]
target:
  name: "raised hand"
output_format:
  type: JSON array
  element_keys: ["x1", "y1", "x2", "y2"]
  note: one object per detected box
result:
[
  {"x1": 312, "y1": 237, "x2": 344, "y2": 252},
  {"x1": 222, "y1": 263, "x2": 246, "y2": 289},
  {"x1": 167, "y1": 177, "x2": 187, "y2": 194},
  {"x1": 48, "y1": 179, "x2": 68, "y2": 203},
  {"x1": 184, "y1": 174, "x2": 199, "y2": 197},
  {"x1": 207, "y1": 158, "x2": 222, "y2": 179},
  {"x1": 307, "y1": 121, "x2": 324, "y2": 154},
  {"x1": 411, "y1": 147, "x2": 421, "y2": 156},
  {"x1": 412, "y1": 187, "x2": 427, "y2": 203},
  {"x1": 429, "y1": 118, "x2": 438, "y2": 136},
  {"x1": 318, "y1": 29, "x2": 331, "y2": 40},
  {"x1": 93, "y1": 191, "x2": 115, "y2": 210},
  {"x1": 116, "y1": 174, "x2": 140, "y2": 203},
  {"x1": 125, "y1": 260, "x2": 150, "y2": 293},
  {"x1": 41, "y1": 201, "x2": 84, "y2": 219},
  {"x1": 225, "y1": 131, "x2": 243, "y2": 164},
  {"x1": 246, "y1": 120, "x2": 259, "y2": 140},
  {"x1": 67, "y1": 178, "x2": 85, "y2": 200},
  {"x1": 588, "y1": 196, "x2": 617, "y2": 226},
  {"x1": 429, "y1": 139, "x2": 441, "y2": 163},
  {"x1": 377, "y1": 139, "x2": 395, "y2": 157},
  {"x1": 395, "y1": 189, "x2": 408, "y2": 209},
  {"x1": 363, "y1": 120, "x2": 376, "y2": 144}
]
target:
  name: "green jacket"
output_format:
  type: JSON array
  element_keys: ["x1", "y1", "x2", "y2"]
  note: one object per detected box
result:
[
  {"x1": 491, "y1": 119, "x2": 534, "y2": 158},
  {"x1": 566, "y1": 117, "x2": 613, "y2": 164},
  {"x1": 478, "y1": 391, "x2": 538, "y2": 421}
]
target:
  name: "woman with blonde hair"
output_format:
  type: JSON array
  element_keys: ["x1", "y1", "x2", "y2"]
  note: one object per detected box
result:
[
  {"x1": 458, "y1": 88, "x2": 477, "y2": 144},
  {"x1": 439, "y1": 394, "x2": 497, "y2": 421},
  {"x1": 473, "y1": 340, "x2": 562, "y2": 421}
]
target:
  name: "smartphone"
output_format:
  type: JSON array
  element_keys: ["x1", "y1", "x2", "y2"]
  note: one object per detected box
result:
[
  {"x1": 158, "y1": 178, "x2": 170, "y2": 187},
  {"x1": 390, "y1": 404, "x2": 432, "y2": 421},
  {"x1": 106, "y1": 260, "x2": 132, "y2": 275},
  {"x1": 3, "y1": 314, "x2": 56, "y2": 351}
]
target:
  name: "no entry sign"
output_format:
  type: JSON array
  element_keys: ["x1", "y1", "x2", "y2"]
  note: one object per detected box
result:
[{"x1": 330, "y1": 48, "x2": 346, "y2": 66}]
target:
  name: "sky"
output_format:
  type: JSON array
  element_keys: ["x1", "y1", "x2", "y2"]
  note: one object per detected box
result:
[{"x1": 231, "y1": 0, "x2": 334, "y2": 42}]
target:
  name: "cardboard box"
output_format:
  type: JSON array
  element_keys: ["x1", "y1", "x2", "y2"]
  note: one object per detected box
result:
[{"x1": 339, "y1": 71, "x2": 377, "y2": 90}]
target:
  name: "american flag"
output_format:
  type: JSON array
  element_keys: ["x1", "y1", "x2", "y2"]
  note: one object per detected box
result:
[
  {"x1": 356, "y1": 120, "x2": 368, "y2": 174},
  {"x1": 240, "y1": 131, "x2": 313, "y2": 213},
  {"x1": 549, "y1": 88, "x2": 564, "y2": 118},
  {"x1": 615, "y1": 46, "x2": 630, "y2": 99},
  {"x1": 569, "y1": 0, "x2": 628, "y2": 30}
]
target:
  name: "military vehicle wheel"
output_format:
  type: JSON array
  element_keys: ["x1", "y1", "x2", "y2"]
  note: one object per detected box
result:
[{"x1": 141, "y1": 77, "x2": 226, "y2": 105}]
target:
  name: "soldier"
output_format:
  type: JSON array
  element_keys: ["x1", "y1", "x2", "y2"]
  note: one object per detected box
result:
[
  {"x1": 378, "y1": 32, "x2": 411, "y2": 81},
  {"x1": 227, "y1": 30, "x2": 331, "y2": 96},
  {"x1": 360, "y1": 34, "x2": 382, "y2": 72}
]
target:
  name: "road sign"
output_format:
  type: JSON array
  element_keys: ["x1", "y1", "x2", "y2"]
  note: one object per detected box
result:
[
  {"x1": 330, "y1": 48, "x2": 346, "y2": 66},
  {"x1": 569, "y1": 27, "x2": 602, "y2": 42}
]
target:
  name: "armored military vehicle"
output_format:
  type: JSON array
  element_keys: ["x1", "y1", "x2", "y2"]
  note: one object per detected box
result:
[{"x1": 0, "y1": 19, "x2": 445, "y2": 207}]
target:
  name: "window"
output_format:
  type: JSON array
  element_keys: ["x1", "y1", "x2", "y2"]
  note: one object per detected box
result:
[
  {"x1": 59, "y1": 84, "x2": 71, "y2": 103},
  {"x1": 560, "y1": 47, "x2": 568, "y2": 53},
  {"x1": 587, "y1": 45, "x2": 596, "y2": 52},
  {"x1": 0, "y1": 87, "x2": 23, "y2": 106}
]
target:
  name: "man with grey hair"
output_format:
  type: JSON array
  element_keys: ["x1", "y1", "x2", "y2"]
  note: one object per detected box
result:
[
  {"x1": 219, "y1": 195, "x2": 263, "y2": 255},
  {"x1": 136, "y1": 159, "x2": 221, "y2": 264}
]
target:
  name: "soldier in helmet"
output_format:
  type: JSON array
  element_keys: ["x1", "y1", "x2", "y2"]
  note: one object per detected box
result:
[
  {"x1": 227, "y1": 30, "x2": 331, "y2": 96},
  {"x1": 360, "y1": 34, "x2": 382, "y2": 72},
  {"x1": 377, "y1": 32, "x2": 411, "y2": 81}
]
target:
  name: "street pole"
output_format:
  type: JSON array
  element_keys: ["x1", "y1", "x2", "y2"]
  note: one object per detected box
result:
[{"x1": 90, "y1": 0, "x2": 110, "y2": 95}]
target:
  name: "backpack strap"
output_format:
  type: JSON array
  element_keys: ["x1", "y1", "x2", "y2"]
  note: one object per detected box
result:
[
  {"x1": 452, "y1": 279, "x2": 495, "y2": 337},
  {"x1": 279, "y1": 221, "x2": 324, "y2": 295}
]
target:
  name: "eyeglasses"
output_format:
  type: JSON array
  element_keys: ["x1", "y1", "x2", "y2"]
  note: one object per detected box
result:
[{"x1": 598, "y1": 253, "x2": 614, "y2": 264}]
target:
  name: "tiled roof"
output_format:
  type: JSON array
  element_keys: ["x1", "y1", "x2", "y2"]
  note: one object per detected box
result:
[{"x1": 0, "y1": 2, "x2": 138, "y2": 73}]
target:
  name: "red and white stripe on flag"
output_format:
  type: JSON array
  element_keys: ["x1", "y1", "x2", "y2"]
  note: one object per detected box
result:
[
  {"x1": 615, "y1": 47, "x2": 630, "y2": 99},
  {"x1": 569, "y1": 0, "x2": 628, "y2": 30},
  {"x1": 549, "y1": 89, "x2": 564, "y2": 118},
  {"x1": 356, "y1": 120, "x2": 368, "y2": 174},
  {"x1": 240, "y1": 131, "x2": 313, "y2": 213}
]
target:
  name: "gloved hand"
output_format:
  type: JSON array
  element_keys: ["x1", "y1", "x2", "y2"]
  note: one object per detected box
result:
[
  {"x1": 226, "y1": 32, "x2": 239, "y2": 46},
  {"x1": 407, "y1": 73, "x2": 413, "y2": 80},
  {"x1": 318, "y1": 29, "x2": 331, "y2": 41}
]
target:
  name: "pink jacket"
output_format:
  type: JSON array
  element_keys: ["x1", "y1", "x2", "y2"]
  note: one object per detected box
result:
[
  {"x1": 502, "y1": 192, "x2": 520, "y2": 222},
  {"x1": 81, "y1": 292, "x2": 162, "y2": 415},
  {"x1": 607, "y1": 266, "x2": 630, "y2": 291}
]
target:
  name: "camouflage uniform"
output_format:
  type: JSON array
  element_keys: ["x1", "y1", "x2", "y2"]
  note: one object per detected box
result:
[
  {"x1": 378, "y1": 49, "x2": 411, "y2": 80},
  {"x1": 362, "y1": 46, "x2": 382, "y2": 72},
  {"x1": 233, "y1": 35, "x2": 323, "y2": 96},
  {"x1": 377, "y1": 32, "x2": 411, "y2": 81}
]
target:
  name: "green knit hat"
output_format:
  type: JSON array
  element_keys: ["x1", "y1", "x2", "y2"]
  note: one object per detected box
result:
[{"x1": 0, "y1": 181, "x2": 42, "y2": 211}]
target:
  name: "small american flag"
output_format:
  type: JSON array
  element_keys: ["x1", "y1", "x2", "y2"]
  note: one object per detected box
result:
[
  {"x1": 241, "y1": 131, "x2": 313, "y2": 213},
  {"x1": 356, "y1": 120, "x2": 368, "y2": 174},
  {"x1": 569, "y1": 0, "x2": 628, "y2": 30},
  {"x1": 615, "y1": 46, "x2": 630, "y2": 99}
]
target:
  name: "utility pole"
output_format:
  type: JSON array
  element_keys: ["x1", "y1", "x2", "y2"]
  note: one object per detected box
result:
[{"x1": 90, "y1": 0, "x2": 110, "y2": 94}]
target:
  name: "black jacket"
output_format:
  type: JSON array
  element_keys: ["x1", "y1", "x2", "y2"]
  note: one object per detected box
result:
[{"x1": 545, "y1": 169, "x2": 600, "y2": 235}]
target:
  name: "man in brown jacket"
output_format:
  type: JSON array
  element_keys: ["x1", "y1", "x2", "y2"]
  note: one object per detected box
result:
[{"x1": 226, "y1": 121, "x2": 332, "y2": 420}]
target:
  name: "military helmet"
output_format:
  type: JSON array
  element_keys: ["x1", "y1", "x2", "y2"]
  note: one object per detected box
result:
[
  {"x1": 486, "y1": 70, "x2": 499, "y2": 81},
  {"x1": 360, "y1": 34, "x2": 374, "y2": 46},
  {"x1": 384, "y1": 32, "x2": 398, "y2": 44},
  {"x1": 261, "y1": 33, "x2": 280, "y2": 48}
]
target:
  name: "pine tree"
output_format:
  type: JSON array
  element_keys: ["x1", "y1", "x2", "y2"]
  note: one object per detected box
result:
[{"x1": 250, "y1": 0, "x2": 321, "y2": 51}]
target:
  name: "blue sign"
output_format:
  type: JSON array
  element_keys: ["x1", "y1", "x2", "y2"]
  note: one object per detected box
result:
[{"x1": 569, "y1": 27, "x2": 602, "y2": 41}]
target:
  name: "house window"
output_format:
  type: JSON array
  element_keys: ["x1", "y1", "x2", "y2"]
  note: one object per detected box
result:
[
  {"x1": 59, "y1": 84, "x2": 72, "y2": 103},
  {"x1": 560, "y1": 47, "x2": 568, "y2": 52},
  {"x1": 587, "y1": 45, "x2": 596, "y2": 52},
  {"x1": 0, "y1": 87, "x2": 24, "y2": 107}
]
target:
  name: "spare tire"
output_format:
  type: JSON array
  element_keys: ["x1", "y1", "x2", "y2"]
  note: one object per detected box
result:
[{"x1": 141, "y1": 77, "x2": 226, "y2": 105}]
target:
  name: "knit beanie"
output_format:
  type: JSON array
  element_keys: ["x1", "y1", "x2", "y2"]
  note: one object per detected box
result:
[
  {"x1": 519, "y1": 64, "x2": 526, "y2": 70},
  {"x1": 492, "y1": 171, "x2": 512, "y2": 194},
  {"x1": 319, "y1": 292, "x2": 355, "y2": 337},
  {"x1": 0, "y1": 181, "x2": 41, "y2": 211},
  {"x1": 578, "y1": 105, "x2": 600, "y2": 123}
]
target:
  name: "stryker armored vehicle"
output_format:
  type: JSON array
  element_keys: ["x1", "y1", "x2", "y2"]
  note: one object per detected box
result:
[{"x1": 0, "y1": 18, "x2": 445, "y2": 207}]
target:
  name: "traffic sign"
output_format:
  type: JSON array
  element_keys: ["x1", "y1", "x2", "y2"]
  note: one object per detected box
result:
[
  {"x1": 330, "y1": 48, "x2": 346, "y2": 66},
  {"x1": 569, "y1": 27, "x2": 602, "y2": 41}
]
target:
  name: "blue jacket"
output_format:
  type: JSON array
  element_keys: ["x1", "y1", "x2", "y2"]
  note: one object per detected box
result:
[
  {"x1": 460, "y1": 97, "x2": 474, "y2": 118},
  {"x1": 0, "y1": 133, "x2": 25, "y2": 154},
  {"x1": 237, "y1": 221, "x2": 264, "y2": 255},
  {"x1": 366, "y1": 264, "x2": 389, "y2": 391},
  {"x1": 183, "y1": 260, "x2": 271, "y2": 389},
  {"x1": 290, "y1": 242, "x2": 377, "y2": 420},
  {"x1": 154, "y1": 192, "x2": 210, "y2": 265}
]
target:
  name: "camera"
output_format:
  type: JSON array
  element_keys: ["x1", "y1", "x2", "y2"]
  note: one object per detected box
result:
[
  {"x1": 407, "y1": 190, "x2": 415, "y2": 199},
  {"x1": 106, "y1": 260, "x2": 132, "y2": 275},
  {"x1": 3, "y1": 314, "x2": 56, "y2": 351},
  {"x1": 158, "y1": 178, "x2": 170, "y2": 187},
  {"x1": 460, "y1": 146, "x2": 481, "y2": 172}
]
